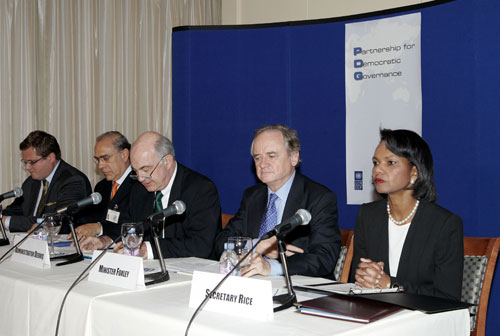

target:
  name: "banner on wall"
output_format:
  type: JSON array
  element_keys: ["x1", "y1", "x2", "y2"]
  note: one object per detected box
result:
[{"x1": 345, "y1": 13, "x2": 422, "y2": 204}]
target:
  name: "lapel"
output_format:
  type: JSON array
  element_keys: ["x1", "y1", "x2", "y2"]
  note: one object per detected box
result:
[
  {"x1": 37, "y1": 160, "x2": 66, "y2": 214},
  {"x1": 161, "y1": 163, "x2": 184, "y2": 234},
  {"x1": 45, "y1": 160, "x2": 65, "y2": 196},
  {"x1": 101, "y1": 180, "x2": 113, "y2": 201},
  {"x1": 247, "y1": 184, "x2": 268, "y2": 238},
  {"x1": 282, "y1": 172, "x2": 304, "y2": 220},
  {"x1": 27, "y1": 178, "x2": 42, "y2": 216},
  {"x1": 395, "y1": 200, "x2": 427, "y2": 277},
  {"x1": 168, "y1": 163, "x2": 183, "y2": 206},
  {"x1": 369, "y1": 200, "x2": 391, "y2": 273},
  {"x1": 110, "y1": 172, "x2": 133, "y2": 208}
]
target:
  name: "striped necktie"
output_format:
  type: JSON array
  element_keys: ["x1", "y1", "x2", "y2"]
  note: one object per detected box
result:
[{"x1": 36, "y1": 179, "x2": 49, "y2": 217}]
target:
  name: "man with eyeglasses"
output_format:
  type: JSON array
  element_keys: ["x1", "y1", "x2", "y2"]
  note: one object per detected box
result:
[
  {"x1": 1, "y1": 130, "x2": 92, "y2": 232},
  {"x1": 113, "y1": 131, "x2": 221, "y2": 259},
  {"x1": 72, "y1": 131, "x2": 137, "y2": 244}
]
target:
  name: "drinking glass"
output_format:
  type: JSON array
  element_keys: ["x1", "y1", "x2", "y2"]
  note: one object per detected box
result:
[
  {"x1": 228, "y1": 237, "x2": 253, "y2": 271},
  {"x1": 121, "y1": 223, "x2": 144, "y2": 256},
  {"x1": 44, "y1": 215, "x2": 62, "y2": 257}
]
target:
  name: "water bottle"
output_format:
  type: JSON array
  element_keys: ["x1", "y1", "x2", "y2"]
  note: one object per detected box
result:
[{"x1": 219, "y1": 242, "x2": 238, "y2": 275}]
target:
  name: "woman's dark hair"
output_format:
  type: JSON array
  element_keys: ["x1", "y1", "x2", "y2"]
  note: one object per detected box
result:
[{"x1": 380, "y1": 128, "x2": 437, "y2": 202}]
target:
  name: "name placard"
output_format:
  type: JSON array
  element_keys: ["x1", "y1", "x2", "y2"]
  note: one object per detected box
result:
[
  {"x1": 11, "y1": 235, "x2": 50, "y2": 269},
  {"x1": 88, "y1": 251, "x2": 145, "y2": 290},
  {"x1": 189, "y1": 271, "x2": 273, "y2": 321}
]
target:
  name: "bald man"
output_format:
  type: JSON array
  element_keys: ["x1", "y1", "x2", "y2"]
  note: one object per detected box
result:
[
  {"x1": 73, "y1": 131, "x2": 136, "y2": 243},
  {"x1": 84, "y1": 132, "x2": 221, "y2": 259}
]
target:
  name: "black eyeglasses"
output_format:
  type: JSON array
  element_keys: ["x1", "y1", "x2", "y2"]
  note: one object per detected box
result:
[
  {"x1": 130, "y1": 154, "x2": 167, "y2": 180},
  {"x1": 21, "y1": 157, "x2": 46, "y2": 166}
]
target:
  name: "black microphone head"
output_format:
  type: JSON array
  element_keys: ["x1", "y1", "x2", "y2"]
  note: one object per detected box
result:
[
  {"x1": 173, "y1": 200, "x2": 186, "y2": 215},
  {"x1": 91, "y1": 192, "x2": 102, "y2": 205},
  {"x1": 13, "y1": 187, "x2": 23, "y2": 198},
  {"x1": 296, "y1": 209, "x2": 311, "y2": 225}
]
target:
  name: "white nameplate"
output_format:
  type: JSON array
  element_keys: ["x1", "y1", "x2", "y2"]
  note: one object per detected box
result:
[
  {"x1": 11, "y1": 235, "x2": 50, "y2": 269},
  {"x1": 189, "y1": 271, "x2": 273, "y2": 321},
  {"x1": 88, "y1": 251, "x2": 145, "y2": 290}
]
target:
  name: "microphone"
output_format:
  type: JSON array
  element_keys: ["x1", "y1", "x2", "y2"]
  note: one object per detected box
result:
[
  {"x1": 0, "y1": 187, "x2": 23, "y2": 202},
  {"x1": 56, "y1": 192, "x2": 102, "y2": 214},
  {"x1": 261, "y1": 209, "x2": 311, "y2": 239},
  {"x1": 147, "y1": 200, "x2": 186, "y2": 221}
]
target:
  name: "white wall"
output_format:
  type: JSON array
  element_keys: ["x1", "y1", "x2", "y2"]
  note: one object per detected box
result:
[{"x1": 222, "y1": 0, "x2": 433, "y2": 24}]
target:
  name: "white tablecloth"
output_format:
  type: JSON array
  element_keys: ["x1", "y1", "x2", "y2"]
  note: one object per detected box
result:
[{"x1": 0, "y1": 243, "x2": 470, "y2": 336}]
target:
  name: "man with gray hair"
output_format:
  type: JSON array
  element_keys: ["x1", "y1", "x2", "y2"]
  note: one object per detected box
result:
[
  {"x1": 113, "y1": 131, "x2": 221, "y2": 258},
  {"x1": 74, "y1": 131, "x2": 137, "y2": 244},
  {"x1": 215, "y1": 124, "x2": 340, "y2": 278}
]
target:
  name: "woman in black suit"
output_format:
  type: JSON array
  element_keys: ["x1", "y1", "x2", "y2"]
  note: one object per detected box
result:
[{"x1": 351, "y1": 129, "x2": 463, "y2": 301}]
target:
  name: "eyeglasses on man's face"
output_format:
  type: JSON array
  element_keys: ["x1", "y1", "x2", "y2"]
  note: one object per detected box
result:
[
  {"x1": 21, "y1": 157, "x2": 46, "y2": 167},
  {"x1": 93, "y1": 151, "x2": 120, "y2": 164},
  {"x1": 130, "y1": 154, "x2": 167, "y2": 180}
]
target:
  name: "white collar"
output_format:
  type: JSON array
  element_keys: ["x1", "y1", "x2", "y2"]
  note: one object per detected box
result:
[{"x1": 115, "y1": 166, "x2": 132, "y2": 185}]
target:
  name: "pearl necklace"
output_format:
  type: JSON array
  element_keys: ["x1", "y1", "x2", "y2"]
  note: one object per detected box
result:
[{"x1": 387, "y1": 200, "x2": 420, "y2": 225}]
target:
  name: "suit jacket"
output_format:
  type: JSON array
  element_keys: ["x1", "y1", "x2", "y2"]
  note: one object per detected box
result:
[
  {"x1": 4, "y1": 160, "x2": 92, "y2": 232},
  {"x1": 215, "y1": 172, "x2": 341, "y2": 278},
  {"x1": 88, "y1": 172, "x2": 137, "y2": 240},
  {"x1": 127, "y1": 162, "x2": 221, "y2": 259},
  {"x1": 350, "y1": 199, "x2": 463, "y2": 301}
]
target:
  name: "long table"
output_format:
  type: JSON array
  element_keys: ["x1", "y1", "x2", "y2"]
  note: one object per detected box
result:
[{"x1": 0, "y1": 243, "x2": 470, "y2": 336}]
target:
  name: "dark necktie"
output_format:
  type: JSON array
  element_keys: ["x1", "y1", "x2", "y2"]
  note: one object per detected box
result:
[
  {"x1": 155, "y1": 191, "x2": 164, "y2": 212},
  {"x1": 258, "y1": 193, "x2": 278, "y2": 238},
  {"x1": 36, "y1": 179, "x2": 49, "y2": 217},
  {"x1": 155, "y1": 191, "x2": 165, "y2": 238}
]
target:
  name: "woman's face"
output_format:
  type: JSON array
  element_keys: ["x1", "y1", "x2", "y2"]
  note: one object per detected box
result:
[{"x1": 372, "y1": 141, "x2": 417, "y2": 196}]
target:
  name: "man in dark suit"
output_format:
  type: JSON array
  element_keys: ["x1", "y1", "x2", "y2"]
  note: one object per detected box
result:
[
  {"x1": 73, "y1": 131, "x2": 137, "y2": 243},
  {"x1": 84, "y1": 131, "x2": 221, "y2": 259},
  {"x1": 1, "y1": 130, "x2": 92, "y2": 232},
  {"x1": 215, "y1": 125, "x2": 340, "y2": 278}
]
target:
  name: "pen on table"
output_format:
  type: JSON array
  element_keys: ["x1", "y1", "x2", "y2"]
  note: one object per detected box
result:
[
  {"x1": 292, "y1": 286, "x2": 333, "y2": 295},
  {"x1": 307, "y1": 281, "x2": 340, "y2": 287},
  {"x1": 172, "y1": 270, "x2": 192, "y2": 276}
]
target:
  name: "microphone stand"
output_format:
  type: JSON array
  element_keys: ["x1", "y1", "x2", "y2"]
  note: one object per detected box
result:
[
  {"x1": 185, "y1": 236, "x2": 294, "y2": 335},
  {"x1": 185, "y1": 238, "x2": 264, "y2": 336},
  {"x1": 272, "y1": 234, "x2": 297, "y2": 312},
  {"x1": 0, "y1": 206, "x2": 10, "y2": 246},
  {"x1": 144, "y1": 218, "x2": 170, "y2": 285},
  {"x1": 54, "y1": 235, "x2": 122, "y2": 336},
  {"x1": 50, "y1": 213, "x2": 84, "y2": 266}
]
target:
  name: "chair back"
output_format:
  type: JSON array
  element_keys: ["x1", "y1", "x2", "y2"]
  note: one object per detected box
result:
[
  {"x1": 333, "y1": 229, "x2": 354, "y2": 282},
  {"x1": 221, "y1": 213, "x2": 234, "y2": 229},
  {"x1": 462, "y1": 237, "x2": 500, "y2": 336}
]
